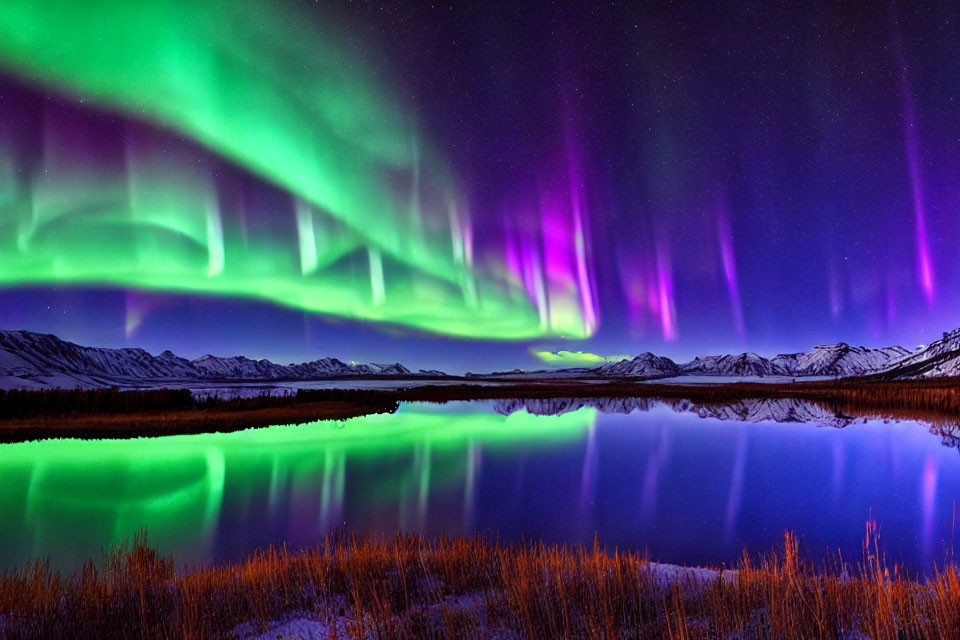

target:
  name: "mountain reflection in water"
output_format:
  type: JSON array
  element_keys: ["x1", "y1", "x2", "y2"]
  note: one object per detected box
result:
[
  {"x1": 0, "y1": 398, "x2": 957, "y2": 574},
  {"x1": 494, "y1": 396, "x2": 960, "y2": 451}
]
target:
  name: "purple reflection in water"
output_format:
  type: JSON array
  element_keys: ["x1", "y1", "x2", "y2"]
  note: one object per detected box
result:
[
  {"x1": 2, "y1": 401, "x2": 958, "y2": 576},
  {"x1": 471, "y1": 405, "x2": 960, "y2": 573}
]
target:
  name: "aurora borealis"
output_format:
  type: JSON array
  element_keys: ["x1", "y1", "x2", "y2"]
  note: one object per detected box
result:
[
  {"x1": 1, "y1": 1, "x2": 960, "y2": 370},
  {"x1": 0, "y1": 0, "x2": 584, "y2": 341}
]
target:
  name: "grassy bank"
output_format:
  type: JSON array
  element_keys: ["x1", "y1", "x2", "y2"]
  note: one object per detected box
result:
[
  {"x1": 0, "y1": 401, "x2": 398, "y2": 442},
  {"x1": 0, "y1": 388, "x2": 398, "y2": 441},
  {"x1": 0, "y1": 530, "x2": 957, "y2": 639},
  {"x1": 3, "y1": 378, "x2": 960, "y2": 442}
]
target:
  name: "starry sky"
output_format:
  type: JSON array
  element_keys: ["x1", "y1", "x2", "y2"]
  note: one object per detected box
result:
[{"x1": 1, "y1": 1, "x2": 959, "y2": 372}]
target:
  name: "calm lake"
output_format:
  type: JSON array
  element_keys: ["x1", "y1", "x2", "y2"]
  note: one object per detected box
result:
[{"x1": 0, "y1": 398, "x2": 957, "y2": 573}]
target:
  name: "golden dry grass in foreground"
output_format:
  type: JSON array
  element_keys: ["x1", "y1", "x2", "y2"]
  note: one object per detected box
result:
[{"x1": 0, "y1": 529, "x2": 958, "y2": 639}]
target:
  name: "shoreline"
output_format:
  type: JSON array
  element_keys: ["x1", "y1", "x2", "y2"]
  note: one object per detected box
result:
[
  {"x1": 0, "y1": 400, "x2": 398, "y2": 443},
  {"x1": 2, "y1": 377, "x2": 960, "y2": 442}
]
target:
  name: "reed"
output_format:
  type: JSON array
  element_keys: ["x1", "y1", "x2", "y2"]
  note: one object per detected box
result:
[
  {"x1": 0, "y1": 388, "x2": 398, "y2": 442},
  {"x1": 0, "y1": 530, "x2": 957, "y2": 639},
  {"x1": 4, "y1": 378, "x2": 960, "y2": 443}
]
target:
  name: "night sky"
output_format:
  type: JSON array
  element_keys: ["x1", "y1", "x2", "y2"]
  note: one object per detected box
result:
[{"x1": 1, "y1": 1, "x2": 959, "y2": 372}]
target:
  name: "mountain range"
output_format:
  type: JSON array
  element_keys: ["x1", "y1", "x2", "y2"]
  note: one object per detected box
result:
[
  {"x1": 608, "y1": 342, "x2": 916, "y2": 379},
  {"x1": 0, "y1": 330, "x2": 416, "y2": 389},
  {"x1": 2, "y1": 327, "x2": 960, "y2": 389}
]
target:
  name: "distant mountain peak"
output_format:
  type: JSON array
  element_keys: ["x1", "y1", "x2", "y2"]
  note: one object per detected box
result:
[
  {"x1": 596, "y1": 352, "x2": 679, "y2": 378},
  {"x1": 595, "y1": 337, "x2": 921, "y2": 380},
  {"x1": 680, "y1": 352, "x2": 785, "y2": 377},
  {"x1": 0, "y1": 329, "x2": 423, "y2": 389},
  {"x1": 874, "y1": 327, "x2": 960, "y2": 379}
]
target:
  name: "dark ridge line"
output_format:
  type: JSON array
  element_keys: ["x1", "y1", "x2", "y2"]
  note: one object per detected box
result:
[{"x1": 866, "y1": 348, "x2": 960, "y2": 380}]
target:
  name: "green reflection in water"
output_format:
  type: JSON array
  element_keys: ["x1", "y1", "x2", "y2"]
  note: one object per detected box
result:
[{"x1": 0, "y1": 404, "x2": 595, "y2": 569}]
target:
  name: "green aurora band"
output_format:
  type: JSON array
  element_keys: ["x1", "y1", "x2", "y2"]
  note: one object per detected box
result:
[
  {"x1": 0, "y1": 405, "x2": 595, "y2": 569},
  {"x1": 0, "y1": 0, "x2": 591, "y2": 339},
  {"x1": 531, "y1": 349, "x2": 631, "y2": 366}
]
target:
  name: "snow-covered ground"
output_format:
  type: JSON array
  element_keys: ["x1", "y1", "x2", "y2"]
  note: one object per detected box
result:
[{"x1": 234, "y1": 561, "x2": 734, "y2": 640}]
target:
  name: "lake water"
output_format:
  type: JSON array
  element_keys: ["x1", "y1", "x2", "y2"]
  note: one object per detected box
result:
[{"x1": 0, "y1": 398, "x2": 957, "y2": 574}]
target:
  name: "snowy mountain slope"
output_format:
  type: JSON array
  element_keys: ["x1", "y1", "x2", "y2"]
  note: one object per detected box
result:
[
  {"x1": 675, "y1": 344, "x2": 911, "y2": 379},
  {"x1": 680, "y1": 353, "x2": 786, "y2": 377},
  {"x1": 4, "y1": 324, "x2": 960, "y2": 392},
  {"x1": 596, "y1": 353, "x2": 680, "y2": 378},
  {"x1": 190, "y1": 355, "x2": 292, "y2": 380},
  {"x1": 350, "y1": 362, "x2": 412, "y2": 375},
  {"x1": 875, "y1": 328, "x2": 960, "y2": 378},
  {"x1": 0, "y1": 330, "x2": 416, "y2": 388},
  {"x1": 771, "y1": 343, "x2": 912, "y2": 377},
  {"x1": 0, "y1": 330, "x2": 202, "y2": 383}
]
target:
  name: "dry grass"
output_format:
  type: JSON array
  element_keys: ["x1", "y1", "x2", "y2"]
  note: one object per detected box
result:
[
  {"x1": 0, "y1": 401, "x2": 396, "y2": 442},
  {"x1": 1, "y1": 529, "x2": 958, "y2": 639},
  {"x1": 0, "y1": 388, "x2": 398, "y2": 441},
  {"x1": 4, "y1": 378, "x2": 960, "y2": 442}
]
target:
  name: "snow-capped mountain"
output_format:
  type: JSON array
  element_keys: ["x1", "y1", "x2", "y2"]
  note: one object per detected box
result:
[
  {"x1": 875, "y1": 328, "x2": 960, "y2": 378},
  {"x1": 190, "y1": 354, "x2": 291, "y2": 379},
  {"x1": 0, "y1": 330, "x2": 415, "y2": 389},
  {"x1": 680, "y1": 352, "x2": 786, "y2": 377},
  {"x1": 674, "y1": 344, "x2": 911, "y2": 379},
  {"x1": 353, "y1": 362, "x2": 412, "y2": 375},
  {"x1": 596, "y1": 353, "x2": 680, "y2": 378},
  {"x1": 591, "y1": 341, "x2": 915, "y2": 380},
  {"x1": 771, "y1": 343, "x2": 912, "y2": 378},
  {"x1": 5, "y1": 324, "x2": 960, "y2": 391},
  {"x1": 588, "y1": 340, "x2": 915, "y2": 380},
  {"x1": 0, "y1": 330, "x2": 203, "y2": 385}
]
